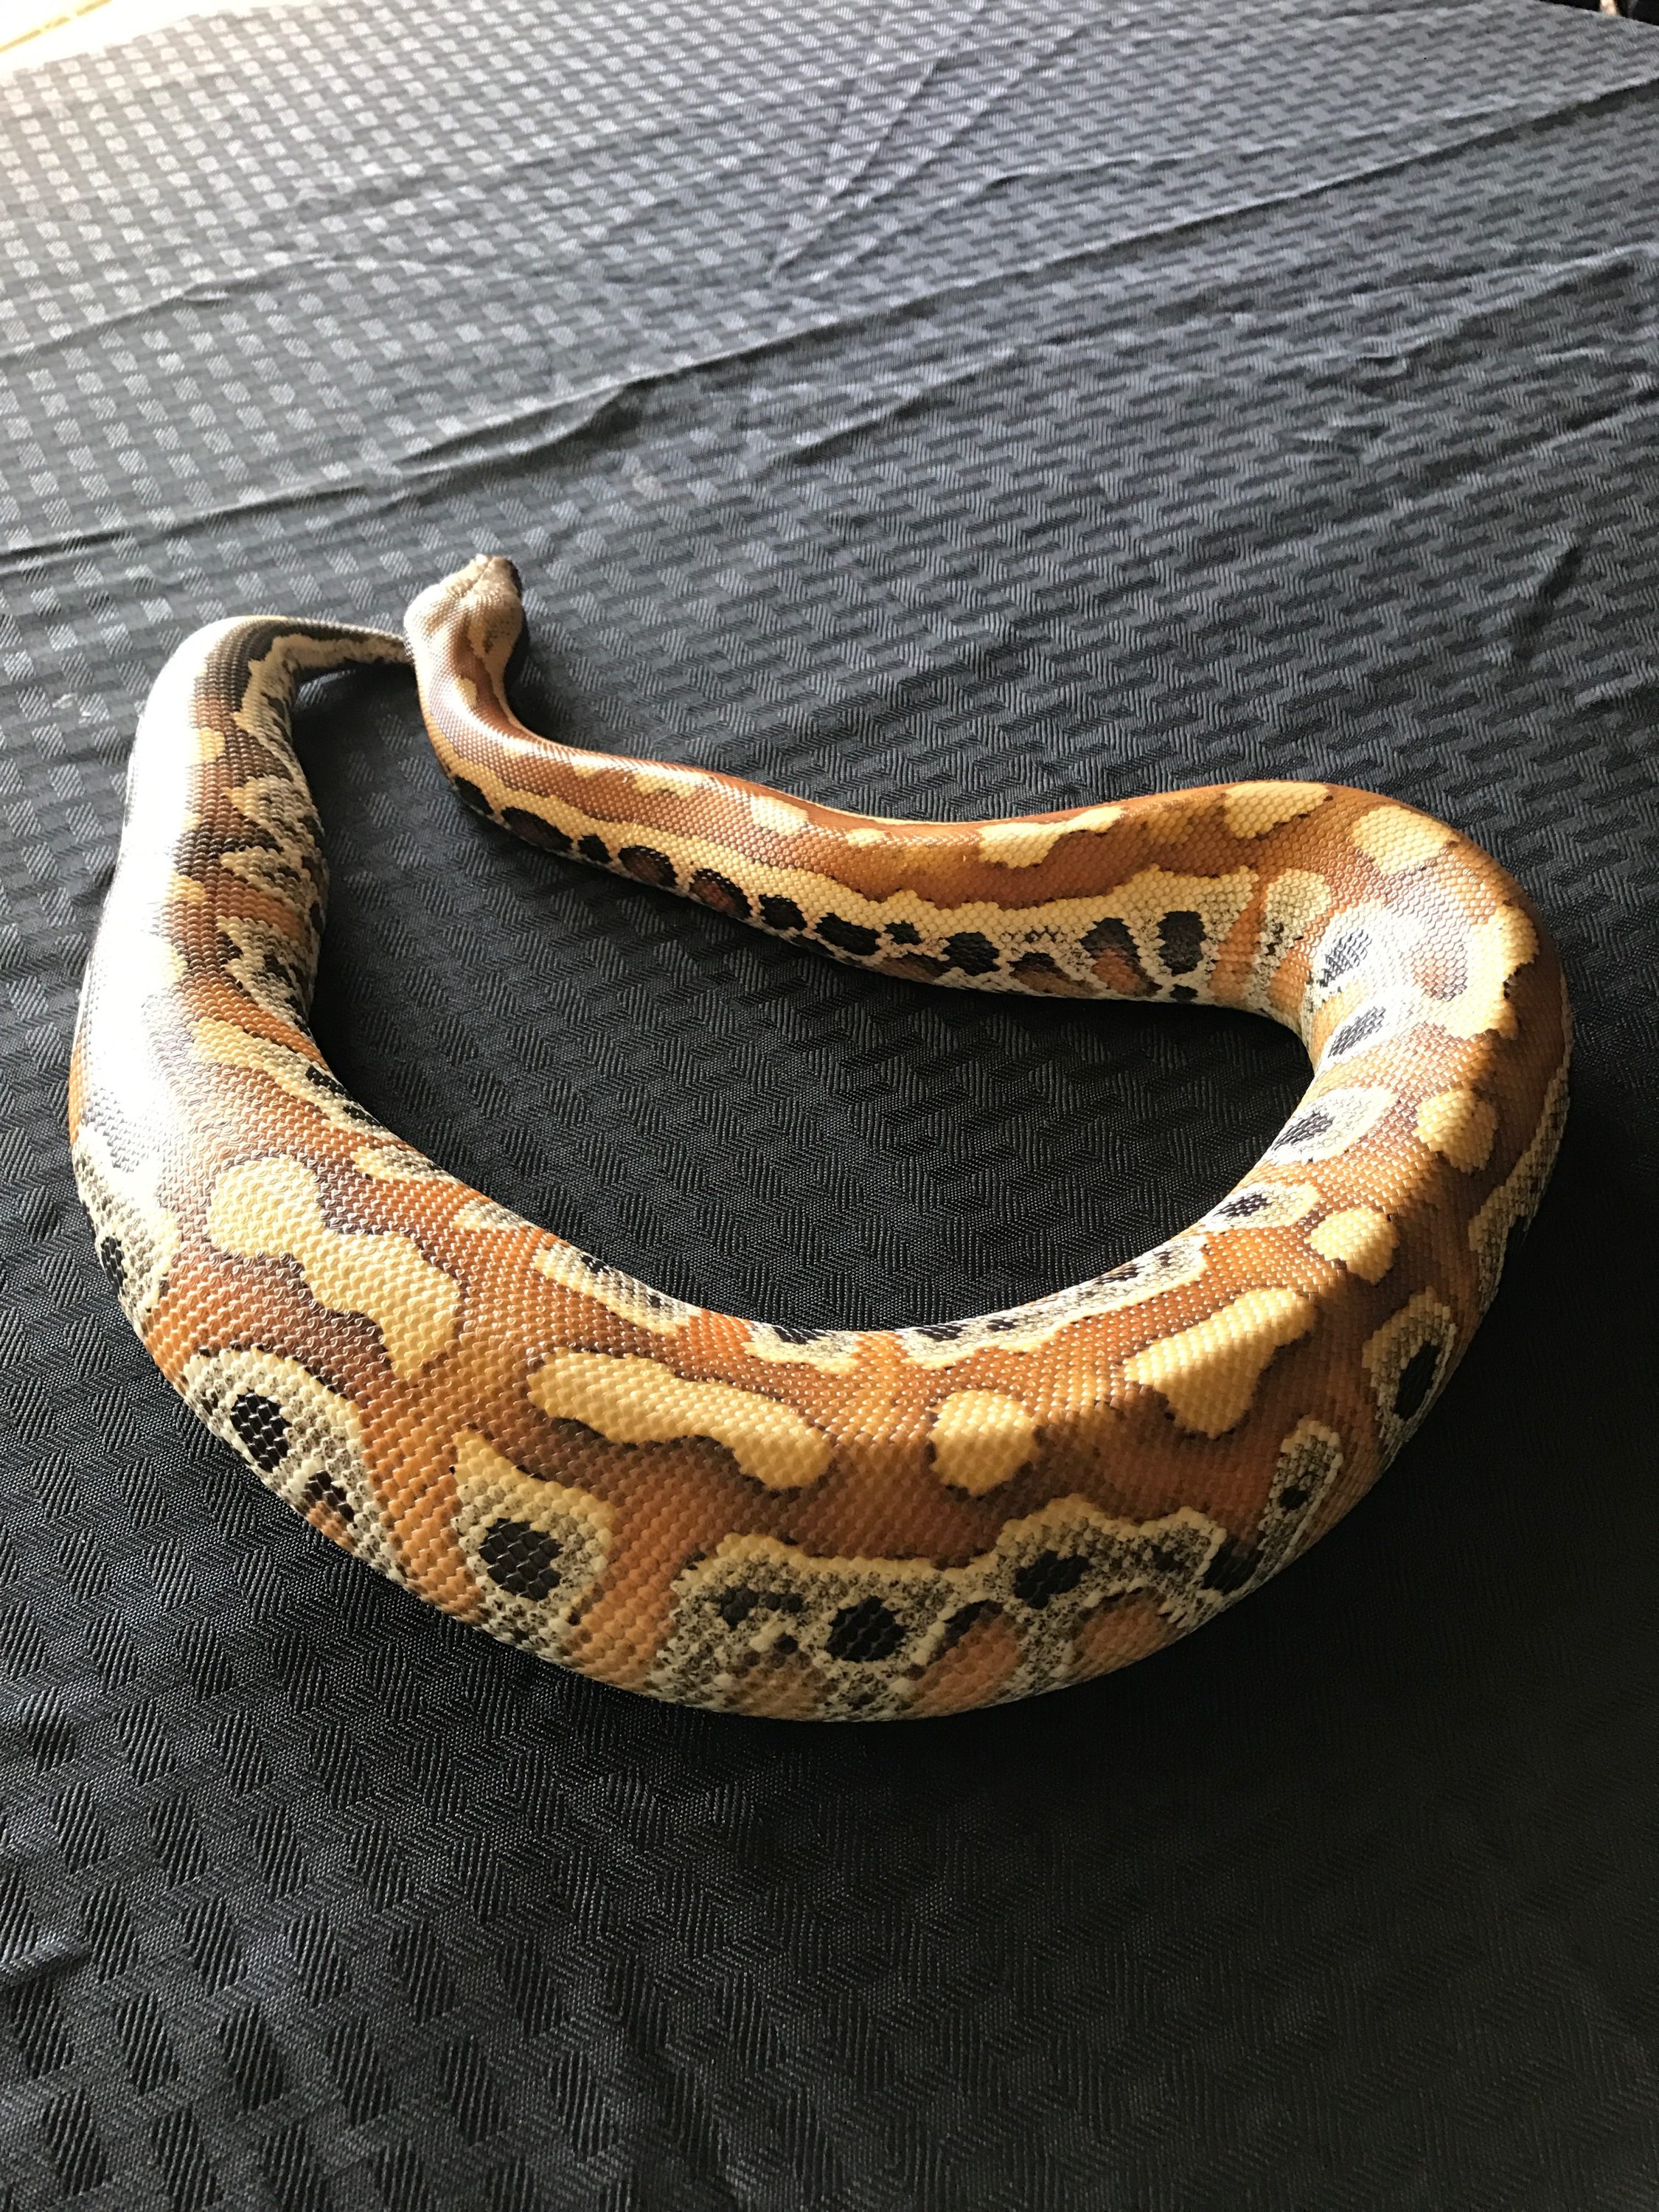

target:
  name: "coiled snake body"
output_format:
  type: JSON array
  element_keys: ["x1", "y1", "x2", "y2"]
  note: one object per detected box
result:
[{"x1": 70, "y1": 557, "x2": 1569, "y2": 1719}]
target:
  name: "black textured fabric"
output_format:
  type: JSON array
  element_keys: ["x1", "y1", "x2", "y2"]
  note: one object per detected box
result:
[{"x1": 4, "y1": 2, "x2": 1659, "y2": 2205}]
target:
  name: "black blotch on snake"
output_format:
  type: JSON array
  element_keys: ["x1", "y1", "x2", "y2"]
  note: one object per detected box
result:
[
  {"x1": 501, "y1": 807, "x2": 571, "y2": 853},
  {"x1": 479, "y1": 1519, "x2": 563, "y2": 1601},
  {"x1": 450, "y1": 776, "x2": 495, "y2": 821},
  {"x1": 1328, "y1": 1005, "x2": 1387, "y2": 1057},
  {"x1": 1009, "y1": 1551, "x2": 1089, "y2": 1610},
  {"x1": 1393, "y1": 1342, "x2": 1441, "y2": 1424},
  {"x1": 714, "y1": 1586, "x2": 804, "y2": 1628},
  {"x1": 1158, "y1": 911, "x2": 1206, "y2": 975},
  {"x1": 619, "y1": 845, "x2": 676, "y2": 887},
  {"x1": 689, "y1": 869, "x2": 751, "y2": 919},
  {"x1": 229, "y1": 1393, "x2": 290, "y2": 1474},
  {"x1": 300, "y1": 1472, "x2": 355, "y2": 1524},
  {"x1": 944, "y1": 931, "x2": 998, "y2": 975},
  {"x1": 817, "y1": 914, "x2": 880, "y2": 956},
  {"x1": 825, "y1": 1597, "x2": 907, "y2": 1662}
]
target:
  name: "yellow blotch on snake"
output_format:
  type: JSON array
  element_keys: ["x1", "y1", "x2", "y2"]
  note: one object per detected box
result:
[
  {"x1": 1429, "y1": 908, "x2": 1537, "y2": 1042},
  {"x1": 206, "y1": 1156, "x2": 461, "y2": 1376},
  {"x1": 928, "y1": 1389, "x2": 1040, "y2": 1495},
  {"x1": 1308, "y1": 1208, "x2": 1398, "y2": 1282},
  {"x1": 1121, "y1": 1288, "x2": 1315, "y2": 1436},
  {"x1": 1416, "y1": 1089, "x2": 1499, "y2": 1172},
  {"x1": 529, "y1": 1349, "x2": 832, "y2": 1490},
  {"x1": 1222, "y1": 782, "x2": 1329, "y2": 840},
  {"x1": 1350, "y1": 806, "x2": 1455, "y2": 876}
]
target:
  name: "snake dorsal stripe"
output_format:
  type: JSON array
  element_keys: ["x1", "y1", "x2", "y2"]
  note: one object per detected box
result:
[{"x1": 68, "y1": 558, "x2": 1570, "y2": 1719}]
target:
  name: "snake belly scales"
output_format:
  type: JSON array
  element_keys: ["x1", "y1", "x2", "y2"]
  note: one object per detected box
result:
[{"x1": 69, "y1": 555, "x2": 1569, "y2": 1720}]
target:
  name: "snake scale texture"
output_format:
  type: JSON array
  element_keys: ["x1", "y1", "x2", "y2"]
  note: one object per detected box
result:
[{"x1": 70, "y1": 555, "x2": 1570, "y2": 1719}]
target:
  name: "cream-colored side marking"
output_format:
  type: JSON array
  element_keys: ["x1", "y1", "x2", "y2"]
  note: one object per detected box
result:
[
  {"x1": 453, "y1": 1198, "x2": 532, "y2": 1234},
  {"x1": 196, "y1": 727, "x2": 226, "y2": 762},
  {"x1": 1121, "y1": 1288, "x2": 1315, "y2": 1436},
  {"x1": 226, "y1": 774, "x2": 315, "y2": 849},
  {"x1": 1267, "y1": 1085, "x2": 1395, "y2": 1164},
  {"x1": 232, "y1": 630, "x2": 406, "y2": 745},
  {"x1": 929, "y1": 1390, "x2": 1039, "y2": 1495},
  {"x1": 631, "y1": 762, "x2": 707, "y2": 796},
  {"x1": 195, "y1": 1021, "x2": 381, "y2": 1138},
  {"x1": 531, "y1": 1245, "x2": 701, "y2": 1336},
  {"x1": 72, "y1": 1124, "x2": 181, "y2": 1329},
  {"x1": 1416, "y1": 1089, "x2": 1498, "y2": 1172},
  {"x1": 218, "y1": 846, "x2": 315, "y2": 915},
  {"x1": 1309, "y1": 1208, "x2": 1397, "y2": 1282},
  {"x1": 421, "y1": 742, "x2": 1175, "y2": 976},
  {"x1": 1362, "y1": 1291, "x2": 1458, "y2": 1457},
  {"x1": 529, "y1": 1350, "x2": 830, "y2": 1491},
  {"x1": 846, "y1": 827, "x2": 886, "y2": 848},
  {"x1": 1247, "y1": 869, "x2": 1333, "y2": 1015},
  {"x1": 179, "y1": 1348, "x2": 403, "y2": 1579},
  {"x1": 1350, "y1": 806, "x2": 1455, "y2": 875},
  {"x1": 1201, "y1": 1181, "x2": 1322, "y2": 1234},
  {"x1": 743, "y1": 1324, "x2": 861, "y2": 1374},
  {"x1": 353, "y1": 1145, "x2": 449, "y2": 1183},
  {"x1": 1223, "y1": 782, "x2": 1328, "y2": 839},
  {"x1": 1430, "y1": 908, "x2": 1536, "y2": 1040},
  {"x1": 649, "y1": 1495, "x2": 1238, "y2": 1717},
  {"x1": 976, "y1": 805, "x2": 1122, "y2": 869},
  {"x1": 894, "y1": 1235, "x2": 1211, "y2": 1368},
  {"x1": 1108, "y1": 868, "x2": 1257, "y2": 992},
  {"x1": 207, "y1": 1157, "x2": 461, "y2": 1376},
  {"x1": 1467, "y1": 1056, "x2": 1568, "y2": 1307},
  {"x1": 751, "y1": 795, "x2": 810, "y2": 836}
]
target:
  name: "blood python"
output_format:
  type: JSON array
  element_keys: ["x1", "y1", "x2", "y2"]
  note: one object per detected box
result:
[{"x1": 70, "y1": 554, "x2": 1568, "y2": 1719}]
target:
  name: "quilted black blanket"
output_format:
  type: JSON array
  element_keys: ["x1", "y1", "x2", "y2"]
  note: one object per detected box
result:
[{"x1": 2, "y1": 1, "x2": 1657, "y2": 2204}]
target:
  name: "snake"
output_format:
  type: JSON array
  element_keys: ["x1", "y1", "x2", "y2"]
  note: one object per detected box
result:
[{"x1": 69, "y1": 554, "x2": 1570, "y2": 1720}]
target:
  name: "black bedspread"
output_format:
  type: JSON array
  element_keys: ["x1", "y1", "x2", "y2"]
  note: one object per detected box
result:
[{"x1": 3, "y1": 2, "x2": 1658, "y2": 2204}]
